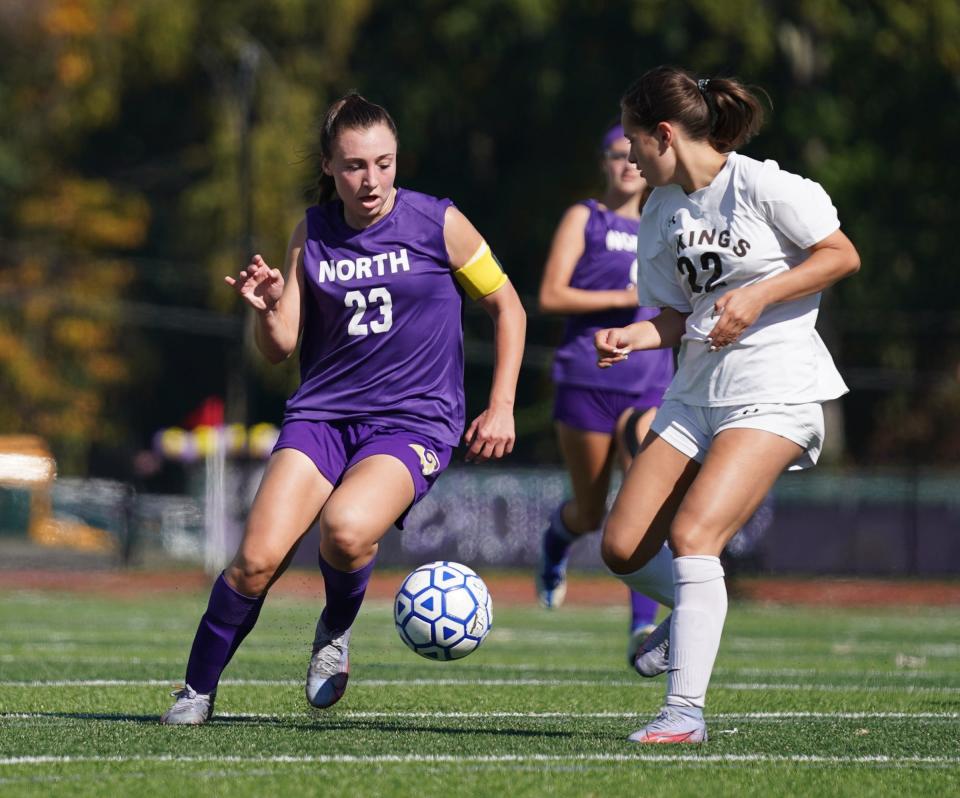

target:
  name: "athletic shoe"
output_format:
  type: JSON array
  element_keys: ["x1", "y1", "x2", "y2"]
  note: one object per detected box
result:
[
  {"x1": 160, "y1": 684, "x2": 215, "y2": 725},
  {"x1": 626, "y1": 622, "x2": 658, "y2": 667},
  {"x1": 627, "y1": 705, "x2": 707, "y2": 744},
  {"x1": 633, "y1": 613, "x2": 671, "y2": 677},
  {"x1": 305, "y1": 617, "x2": 351, "y2": 708},
  {"x1": 535, "y1": 549, "x2": 567, "y2": 610}
]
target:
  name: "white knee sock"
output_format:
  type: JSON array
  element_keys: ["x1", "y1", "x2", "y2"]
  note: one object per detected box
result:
[
  {"x1": 608, "y1": 543, "x2": 675, "y2": 608},
  {"x1": 666, "y1": 555, "x2": 727, "y2": 709}
]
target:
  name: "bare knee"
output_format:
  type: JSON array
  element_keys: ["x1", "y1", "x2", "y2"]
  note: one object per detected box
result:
[
  {"x1": 600, "y1": 517, "x2": 645, "y2": 574},
  {"x1": 600, "y1": 534, "x2": 634, "y2": 574},
  {"x1": 670, "y1": 510, "x2": 722, "y2": 557},
  {"x1": 320, "y1": 505, "x2": 377, "y2": 565},
  {"x1": 601, "y1": 513, "x2": 669, "y2": 574},
  {"x1": 226, "y1": 549, "x2": 284, "y2": 596}
]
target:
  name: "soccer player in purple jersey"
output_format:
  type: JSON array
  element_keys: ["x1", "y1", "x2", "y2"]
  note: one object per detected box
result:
[
  {"x1": 161, "y1": 93, "x2": 526, "y2": 725},
  {"x1": 535, "y1": 123, "x2": 674, "y2": 664},
  {"x1": 596, "y1": 66, "x2": 859, "y2": 743}
]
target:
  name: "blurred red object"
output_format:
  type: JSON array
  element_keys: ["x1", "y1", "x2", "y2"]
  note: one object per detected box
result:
[{"x1": 184, "y1": 396, "x2": 225, "y2": 429}]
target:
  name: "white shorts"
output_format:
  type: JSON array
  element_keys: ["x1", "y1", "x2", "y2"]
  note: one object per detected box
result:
[{"x1": 650, "y1": 398, "x2": 825, "y2": 471}]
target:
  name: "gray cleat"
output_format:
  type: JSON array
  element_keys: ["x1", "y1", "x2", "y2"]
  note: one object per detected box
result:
[
  {"x1": 305, "y1": 617, "x2": 351, "y2": 708},
  {"x1": 628, "y1": 705, "x2": 707, "y2": 744},
  {"x1": 626, "y1": 622, "x2": 658, "y2": 667},
  {"x1": 633, "y1": 613, "x2": 670, "y2": 677},
  {"x1": 160, "y1": 684, "x2": 215, "y2": 725}
]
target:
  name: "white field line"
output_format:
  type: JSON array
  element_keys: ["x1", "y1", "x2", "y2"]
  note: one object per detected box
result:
[
  {"x1": 1, "y1": 652, "x2": 956, "y2": 680},
  {"x1": 1, "y1": 677, "x2": 960, "y2": 693},
  {"x1": 724, "y1": 639, "x2": 960, "y2": 657},
  {"x1": 1, "y1": 654, "x2": 954, "y2": 681},
  {"x1": 3, "y1": 710, "x2": 958, "y2": 721},
  {"x1": 1, "y1": 753, "x2": 959, "y2": 767},
  {"x1": 715, "y1": 667, "x2": 956, "y2": 680},
  {"x1": 5, "y1": 635, "x2": 960, "y2": 657}
]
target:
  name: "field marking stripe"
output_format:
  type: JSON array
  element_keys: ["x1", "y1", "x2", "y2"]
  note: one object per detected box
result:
[
  {"x1": 3, "y1": 710, "x2": 958, "y2": 721},
  {"x1": 2, "y1": 654, "x2": 955, "y2": 681},
  {"x1": 1, "y1": 678, "x2": 959, "y2": 694},
  {"x1": 2, "y1": 753, "x2": 959, "y2": 767}
]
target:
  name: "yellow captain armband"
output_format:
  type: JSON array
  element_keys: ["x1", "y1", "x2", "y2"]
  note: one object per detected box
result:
[{"x1": 454, "y1": 241, "x2": 508, "y2": 300}]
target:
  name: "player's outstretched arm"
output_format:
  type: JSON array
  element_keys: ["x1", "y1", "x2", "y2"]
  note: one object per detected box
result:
[
  {"x1": 594, "y1": 307, "x2": 687, "y2": 368},
  {"x1": 538, "y1": 205, "x2": 638, "y2": 315},
  {"x1": 444, "y1": 206, "x2": 526, "y2": 463},
  {"x1": 225, "y1": 219, "x2": 306, "y2": 364}
]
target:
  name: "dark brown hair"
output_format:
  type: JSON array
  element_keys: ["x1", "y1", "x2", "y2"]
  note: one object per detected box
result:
[
  {"x1": 621, "y1": 66, "x2": 766, "y2": 153},
  {"x1": 317, "y1": 92, "x2": 399, "y2": 203}
]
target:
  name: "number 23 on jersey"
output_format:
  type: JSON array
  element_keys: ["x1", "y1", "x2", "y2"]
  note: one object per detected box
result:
[{"x1": 344, "y1": 287, "x2": 393, "y2": 336}]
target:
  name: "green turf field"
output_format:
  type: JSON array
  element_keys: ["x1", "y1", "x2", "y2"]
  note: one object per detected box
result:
[{"x1": 1, "y1": 582, "x2": 958, "y2": 796}]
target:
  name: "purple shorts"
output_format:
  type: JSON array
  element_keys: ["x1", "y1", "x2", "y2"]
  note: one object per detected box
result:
[
  {"x1": 273, "y1": 419, "x2": 453, "y2": 528},
  {"x1": 553, "y1": 384, "x2": 665, "y2": 434}
]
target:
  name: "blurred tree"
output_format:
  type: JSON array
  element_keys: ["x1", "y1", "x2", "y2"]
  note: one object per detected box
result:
[
  {"x1": 0, "y1": 0, "x2": 957, "y2": 470},
  {"x1": 0, "y1": 0, "x2": 151, "y2": 470}
]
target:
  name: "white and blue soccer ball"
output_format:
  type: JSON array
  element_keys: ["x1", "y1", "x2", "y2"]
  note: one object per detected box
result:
[{"x1": 394, "y1": 561, "x2": 492, "y2": 660}]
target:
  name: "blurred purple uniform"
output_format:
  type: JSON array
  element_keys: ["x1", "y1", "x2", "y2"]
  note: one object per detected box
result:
[
  {"x1": 552, "y1": 200, "x2": 673, "y2": 432},
  {"x1": 275, "y1": 188, "x2": 464, "y2": 521}
]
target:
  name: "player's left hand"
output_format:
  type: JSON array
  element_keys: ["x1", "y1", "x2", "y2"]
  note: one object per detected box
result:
[
  {"x1": 594, "y1": 327, "x2": 633, "y2": 368},
  {"x1": 708, "y1": 285, "x2": 767, "y2": 350},
  {"x1": 464, "y1": 404, "x2": 515, "y2": 463}
]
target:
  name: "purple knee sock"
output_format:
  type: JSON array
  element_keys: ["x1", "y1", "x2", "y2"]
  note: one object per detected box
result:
[
  {"x1": 630, "y1": 589, "x2": 659, "y2": 630},
  {"x1": 542, "y1": 505, "x2": 578, "y2": 563},
  {"x1": 184, "y1": 572, "x2": 264, "y2": 694},
  {"x1": 318, "y1": 553, "x2": 376, "y2": 636}
]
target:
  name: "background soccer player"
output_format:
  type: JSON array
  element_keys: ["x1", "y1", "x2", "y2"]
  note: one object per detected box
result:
[{"x1": 535, "y1": 123, "x2": 674, "y2": 665}]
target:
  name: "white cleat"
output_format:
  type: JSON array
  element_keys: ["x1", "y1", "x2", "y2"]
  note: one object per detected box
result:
[
  {"x1": 305, "y1": 618, "x2": 351, "y2": 709},
  {"x1": 628, "y1": 705, "x2": 707, "y2": 744},
  {"x1": 160, "y1": 684, "x2": 215, "y2": 725}
]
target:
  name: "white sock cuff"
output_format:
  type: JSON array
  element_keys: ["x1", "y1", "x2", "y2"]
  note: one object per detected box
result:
[
  {"x1": 672, "y1": 555, "x2": 724, "y2": 585},
  {"x1": 605, "y1": 543, "x2": 675, "y2": 608}
]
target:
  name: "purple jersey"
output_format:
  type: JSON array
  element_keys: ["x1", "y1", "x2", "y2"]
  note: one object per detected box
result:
[
  {"x1": 551, "y1": 200, "x2": 674, "y2": 393},
  {"x1": 284, "y1": 188, "x2": 464, "y2": 446}
]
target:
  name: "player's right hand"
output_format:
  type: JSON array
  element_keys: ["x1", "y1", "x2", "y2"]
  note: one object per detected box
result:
[
  {"x1": 594, "y1": 327, "x2": 632, "y2": 368},
  {"x1": 225, "y1": 255, "x2": 284, "y2": 312}
]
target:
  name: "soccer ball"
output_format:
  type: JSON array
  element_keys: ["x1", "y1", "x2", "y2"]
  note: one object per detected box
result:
[{"x1": 394, "y1": 561, "x2": 492, "y2": 661}]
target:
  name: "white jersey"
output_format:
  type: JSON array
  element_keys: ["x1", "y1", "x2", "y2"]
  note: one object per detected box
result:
[{"x1": 638, "y1": 152, "x2": 848, "y2": 406}]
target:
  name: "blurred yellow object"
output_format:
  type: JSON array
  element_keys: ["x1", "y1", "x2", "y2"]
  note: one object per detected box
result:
[
  {"x1": 248, "y1": 423, "x2": 281, "y2": 458},
  {"x1": 31, "y1": 516, "x2": 115, "y2": 553},
  {"x1": 159, "y1": 427, "x2": 190, "y2": 458},
  {"x1": 0, "y1": 435, "x2": 114, "y2": 553},
  {"x1": 154, "y1": 423, "x2": 280, "y2": 461}
]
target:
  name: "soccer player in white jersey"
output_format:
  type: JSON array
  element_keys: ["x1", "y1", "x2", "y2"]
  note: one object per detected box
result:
[{"x1": 595, "y1": 65, "x2": 860, "y2": 743}]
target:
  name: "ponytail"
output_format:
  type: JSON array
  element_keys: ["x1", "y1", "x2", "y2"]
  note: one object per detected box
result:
[{"x1": 621, "y1": 66, "x2": 767, "y2": 152}]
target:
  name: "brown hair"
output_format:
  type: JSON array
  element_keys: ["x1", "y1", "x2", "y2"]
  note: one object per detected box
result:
[
  {"x1": 317, "y1": 92, "x2": 399, "y2": 203},
  {"x1": 621, "y1": 65, "x2": 766, "y2": 153}
]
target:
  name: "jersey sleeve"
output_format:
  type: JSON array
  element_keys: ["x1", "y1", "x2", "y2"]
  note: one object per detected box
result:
[
  {"x1": 637, "y1": 210, "x2": 691, "y2": 312},
  {"x1": 755, "y1": 161, "x2": 840, "y2": 249}
]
